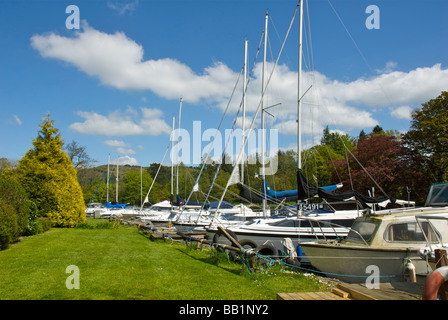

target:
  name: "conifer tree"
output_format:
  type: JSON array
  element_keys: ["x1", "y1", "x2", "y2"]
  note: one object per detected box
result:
[{"x1": 12, "y1": 114, "x2": 85, "y2": 227}]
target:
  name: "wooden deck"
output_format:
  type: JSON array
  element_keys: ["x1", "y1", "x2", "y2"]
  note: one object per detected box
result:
[
  {"x1": 278, "y1": 290, "x2": 350, "y2": 300},
  {"x1": 278, "y1": 279, "x2": 424, "y2": 300}
]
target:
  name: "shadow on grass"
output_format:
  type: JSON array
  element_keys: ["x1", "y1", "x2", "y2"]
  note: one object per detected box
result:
[{"x1": 174, "y1": 246, "x2": 251, "y2": 277}]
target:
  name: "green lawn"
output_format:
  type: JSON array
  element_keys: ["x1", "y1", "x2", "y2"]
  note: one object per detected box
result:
[{"x1": 0, "y1": 219, "x2": 325, "y2": 300}]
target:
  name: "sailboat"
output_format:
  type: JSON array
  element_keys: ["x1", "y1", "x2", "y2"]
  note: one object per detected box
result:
[
  {"x1": 138, "y1": 100, "x2": 212, "y2": 227},
  {"x1": 91, "y1": 154, "x2": 134, "y2": 219},
  {"x1": 215, "y1": 2, "x2": 396, "y2": 260},
  {"x1": 166, "y1": 99, "x2": 214, "y2": 228},
  {"x1": 171, "y1": 46, "x2": 266, "y2": 230},
  {"x1": 105, "y1": 157, "x2": 140, "y2": 219},
  {"x1": 137, "y1": 114, "x2": 182, "y2": 226}
]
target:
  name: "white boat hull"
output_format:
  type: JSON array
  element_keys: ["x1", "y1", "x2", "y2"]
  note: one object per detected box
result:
[
  {"x1": 300, "y1": 242, "x2": 432, "y2": 283},
  {"x1": 215, "y1": 213, "x2": 358, "y2": 257}
]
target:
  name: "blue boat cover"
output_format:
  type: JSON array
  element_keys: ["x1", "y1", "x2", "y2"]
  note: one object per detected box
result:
[{"x1": 263, "y1": 179, "x2": 339, "y2": 200}]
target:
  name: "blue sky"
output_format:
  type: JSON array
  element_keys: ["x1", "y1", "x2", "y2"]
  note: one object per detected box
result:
[{"x1": 1, "y1": 0, "x2": 447, "y2": 168}]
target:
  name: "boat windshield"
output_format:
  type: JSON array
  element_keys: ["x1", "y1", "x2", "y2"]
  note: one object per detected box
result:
[
  {"x1": 425, "y1": 182, "x2": 448, "y2": 206},
  {"x1": 151, "y1": 206, "x2": 171, "y2": 212},
  {"x1": 384, "y1": 221, "x2": 439, "y2": 243},
  {"x1": 269, "y1": 219, "x2": 300, "y2": 228},
  {"x1": 346, "y1": 220, "x2": 377, "y2": 242},
  {"x1": 167, "y1": 213, "x2": 177, "y2": 220},
  {"x1": 220, "y1": 214, "x2": 248, "y2": 222},
  {"x1": 87, "y1": 203, "x2": 102, "y2": 208}
]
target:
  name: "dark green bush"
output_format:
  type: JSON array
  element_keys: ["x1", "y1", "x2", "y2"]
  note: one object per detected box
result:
[
  {"x1": 28, "y1": 217, "x2": 52, "y2": 235},
  {"x1": 0, "y1": 178, "x2": 51, "y2": 249},
  {"x1": 0, "y1": 178, "x2": 30, "y2": 236},
  {"x1": 38, "y1": 217, "x2": 52, "y2": 232},
  {"x1": 0, "y1": 200, "x2": 19, "y2": 249},
  {"x1": 75, "y1": 219, "x2": 120, "y2": 229},
  {"x1": 22, "y1": 200, "x2": 47, "y2": 236}
]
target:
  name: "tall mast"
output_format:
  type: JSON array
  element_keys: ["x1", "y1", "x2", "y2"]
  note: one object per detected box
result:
[
  {"x1": 176, "y1": 98, "x2": 182, "y2": 198},
  {"x1": 140, "y1": 165, "x2": 143, "y2": 207},
  {"x1": 242, "y1": 39, "x2": 248, "y2": 185},
  {"x1": 297, "y1": 0, "x2": 304, "y2": 215},
  {"x1": 241, "y1": 39, "x2": 248, "y2": 217},
  {"x1": 106, "y1": 153, "x2": 110, "y2": 204},
  {"x1": 297, "y1": 0, "x2": 303, "y2": 170},
  {"x1": 171, "y1": 115, "x2": 175, "y2": 204},
  {"x1": 261, "y1": 12, "x2": 268, "y2": 217},
  {"x1": 116, "y1": 157, "x2": 119, "y2": 204}
]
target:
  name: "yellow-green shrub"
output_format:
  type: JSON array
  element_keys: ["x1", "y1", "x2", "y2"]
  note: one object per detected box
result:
[{"x1": 4, "y1": 115, "x2": 85, "y2": 227}]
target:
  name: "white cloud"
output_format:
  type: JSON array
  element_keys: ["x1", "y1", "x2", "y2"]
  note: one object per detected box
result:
[
  {"x1": 104, "y1": 139, "x2": 136, "y2": 155},
  {"x1": 325, "y1": 64, "x2": 448, "y2": 108},
  {"x1": 256, "y1": 63, "x2": 447, "y2": 137},
  {"x1": 376, "y1": 61, "x2": 398, "y2": 74},
  {"x1": 13, "y1": 114, "x2": 22, "y2": 125},
  {"x1": 390, "y1": 105, "x2": 413, "y2": 120},
  {"x1": 107, "y1": 0, "x2": 139, "y2": 15},
  {"x1": 117, "y1": 155, "x2": 138, "y2": 166},
  {"x1": 69, "y1": 107, "x2": 171, "y2": 136},
  {"x1": 116, "y1": 147, "x2": 136, "y2": 155},
  {"x1": 104, "y1": 139, "x2": 130, "y2": 147},
  {"x1": 329, "y1": 129, "x2": 349, "y2": 136},
  {"x1": 30, "y1": 22, "x2": 237, "y2": 104},
  {"x1": 272, "y1": 120, "x2": 297, "y2": 135},
  {"x1": 31, "y1": 23, "x2": 448, "y2": 138}
]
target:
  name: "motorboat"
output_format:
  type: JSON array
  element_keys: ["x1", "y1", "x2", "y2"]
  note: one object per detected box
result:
[
  {"x1": 300, "y1": 208, "x2": 448, "y2": 283},
  {"x1": 85, "y1": 202, "x2": 104, "y2": 217},
  {"x1": 300, "y1": 182, "x2": 448, "y2": 283},
  {"x1": 90, "y1": 201, "x2": 130, "y2": 219},
  {"x1": 417, "y1": 214, "x2": 448, "y2": 270}
]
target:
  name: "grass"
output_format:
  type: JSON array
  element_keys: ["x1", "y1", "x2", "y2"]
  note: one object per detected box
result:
[{"x1": 0, "y1": 218, "x2": 326, "y2": 300}]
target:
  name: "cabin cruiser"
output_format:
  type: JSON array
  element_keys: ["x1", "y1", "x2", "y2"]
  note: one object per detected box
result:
[
  {"x1": 300, "y1": 182, "x2": 448, "y2": 283},
  {"x1": 90, "y1": 202, "x2": 130, "y2": 219},
  {"x1": 417, "y1": 214, "x2": 448, "y2": 270},
  {"x1": 85, "y1": 203, "x2": 104, "y2": 217}
]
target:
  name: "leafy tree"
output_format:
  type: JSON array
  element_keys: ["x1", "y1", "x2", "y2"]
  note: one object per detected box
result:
[
  {"x1": 358, "y1": 130, "x2": 367, "y2": 144},
  {"x1": 332, "y1": 135, "x2": 430, "y2": 204},
  {"x1": 269, "y1": 150, "x2": 297, "y2": 191},
  {"x1": 64, "y1": 140, "x2": 95, "y2": 168},
  {"x1": 320, "y1": 126, "x2": 356, "y2": 156},
  {"x1": 302, "y1": 145, "x2": 343, "y2": 188},
  {"x1": 0, "y1": 158, "x2": 14, "y2": 173},
  {"x1": 5, "y1": 115, "x2": 85, "y2": 227},
  {"x1": 147, "y1": 163, "x2": 171, "y2": 186},
  {"x1": 372, "y1": 125, "x2": 384, "y2": 136},
  {"x1": 403, "y1": 91, "x2": 448, "y2": 182},
  {"x1": 196, "y1": 162, "x2": 236, "y2": 203},
  {"x1": 122, "y1": 170, "x2": 158, "y2": 206},
  {"x1": 82, "y1": 177, "x2": 107, "y2": 205}
]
